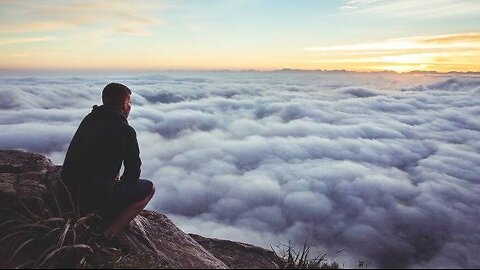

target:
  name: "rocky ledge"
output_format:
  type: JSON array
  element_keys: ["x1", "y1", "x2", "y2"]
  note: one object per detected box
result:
[{"x1": 0, "y1": 150, "x2": 283, "y2": 269}]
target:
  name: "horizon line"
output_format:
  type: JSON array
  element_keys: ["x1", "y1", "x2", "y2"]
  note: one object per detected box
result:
[{"x1": 1, "y1": 67, "x2": 480, "y2": 75}]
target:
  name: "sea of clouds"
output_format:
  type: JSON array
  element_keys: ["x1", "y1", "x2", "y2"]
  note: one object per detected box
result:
[{"x1": 1, "y1": 70, "x2": 479, "y2": 268}]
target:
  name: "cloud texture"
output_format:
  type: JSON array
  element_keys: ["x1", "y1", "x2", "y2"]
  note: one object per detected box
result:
[{"x1": 1, "y1": 71, "x2": 479, "y2": 268}]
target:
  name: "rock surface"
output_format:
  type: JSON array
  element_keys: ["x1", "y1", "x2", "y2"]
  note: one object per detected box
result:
[
  {"x1": 0, "y1": 150, "x2": 283, "y2": 269},
  {"x1": 117, "y1": 211, "x2": 228, "y2": 269},
  {"x1": 190, "y1": 234, "x2": 285, "y2": 269}
]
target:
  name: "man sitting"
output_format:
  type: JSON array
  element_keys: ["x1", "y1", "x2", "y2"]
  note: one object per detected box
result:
[{"x1": 61, "y1": 82, "x2": 155, "y2": 239}]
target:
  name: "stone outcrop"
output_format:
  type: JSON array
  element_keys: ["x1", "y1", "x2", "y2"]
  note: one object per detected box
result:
[
  {"x1": 116, "y1": 211, "x2": 228, "y2": 269},
  {"x1": 0, "y1": 150, "x2": 284, "y2": 269},
  {"x1": 190, "y1": 234, "x2": 285, "y2": 269}
]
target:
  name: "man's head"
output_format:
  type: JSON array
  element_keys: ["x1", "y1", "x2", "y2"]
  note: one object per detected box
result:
[{"x1": 102, "y1": 83, "x2": 132, "y2": 118}]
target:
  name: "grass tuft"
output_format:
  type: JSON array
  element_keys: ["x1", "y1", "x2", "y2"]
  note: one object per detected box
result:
[
  {"x1": 0, "y1": 179, "x2": 124, "y2": 269},
  {"x1": 272, "y1": 241, "x2": 340, "y2": 269}
]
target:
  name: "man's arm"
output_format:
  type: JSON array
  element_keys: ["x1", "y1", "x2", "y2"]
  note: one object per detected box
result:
[{"x1": 121, "y1": 127, "x2": 141, "y2": 182}]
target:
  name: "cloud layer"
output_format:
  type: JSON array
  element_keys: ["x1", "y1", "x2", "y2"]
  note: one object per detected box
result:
[{"x1": 1, "y1": 71, "x2": 479, "y2": 268}]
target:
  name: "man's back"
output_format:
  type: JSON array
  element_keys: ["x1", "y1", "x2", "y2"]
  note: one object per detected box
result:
[{"x1": 61, "y1": 104, "x2": 141, "y2": 214}]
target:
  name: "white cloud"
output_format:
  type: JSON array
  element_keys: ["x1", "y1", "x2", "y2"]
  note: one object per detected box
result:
[
  {"x1": 1, "y1": 71, "x2": 480, "y2": 268},
  {"x1": 341, "y1": 0, "x2": 385, "y2": 11},
  {"x1": 304, "y1": 33, "x2": 480, "y2": 52},
  {"x1": 0, "y1": 0, "x2": 165, "y2": 34},
  {"x1": 302, "y1": 32, "x2": 480, "y2": 72},
  {"x1": 0, "y1": 36, "x2": 57, "y2": 46},
  {"x1": 340, "y1": 0, "x2": 480, "y2": 19}
]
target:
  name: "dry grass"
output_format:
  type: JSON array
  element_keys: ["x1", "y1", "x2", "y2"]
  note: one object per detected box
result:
[
  {"x1": 0, "y1": 182, "x2": 123, "y2": 269},
  {"x1": 272, "y1": 241, "x2": 340, "y2": 269}
]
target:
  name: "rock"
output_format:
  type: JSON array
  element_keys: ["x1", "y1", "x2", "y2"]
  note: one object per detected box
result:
[
  {"x1": 0, "y1": 150, "x2": 52, "y2": 199},
  {"x1": 117, "y1": 211, "x2": 228, "y2": 269},
  {"x1": 0, "y1": 150, "x2": 284, "y2": 269},
  {"x1": 0, "y1": 150, "x2": 53, "y2": 174},
  {"x1": 190, "y1": 234, "x2": 285, "y2": 269},
  {"x1": 0, "y1": 173, "x2": 17, "y2": 196}
]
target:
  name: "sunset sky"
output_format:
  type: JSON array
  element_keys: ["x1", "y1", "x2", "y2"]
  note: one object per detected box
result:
[{"x1": 1, "y1": 0, "x2": 480, "y2": 72}]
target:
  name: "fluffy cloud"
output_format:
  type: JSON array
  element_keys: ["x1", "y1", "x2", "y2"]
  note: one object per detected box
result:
[{"x1": 1, "y1": 71, "x2": 479, "y2": 268}]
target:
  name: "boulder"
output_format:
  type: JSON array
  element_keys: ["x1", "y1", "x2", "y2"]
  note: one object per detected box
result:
[
  {"x1": 190, "y1": 234, "x2": 285, "y2": 269},
  {"x1": 116, "y1": 211, "x2": 228, "y2": 269}
]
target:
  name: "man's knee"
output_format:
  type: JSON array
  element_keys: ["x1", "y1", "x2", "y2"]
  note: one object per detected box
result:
[
  {"x1": 144, "y1": 179, "x2": 155, "y2": 197},
  {"x1": 142, "y1": 180, "x2": 155, "y2": 203},
  {"x1": 150, "y1": 182, "x2": 156, "y2": 196}
]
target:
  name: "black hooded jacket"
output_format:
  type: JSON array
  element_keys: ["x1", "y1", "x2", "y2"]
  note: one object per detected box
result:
[{"x1": 61, "y1": 105, "x2": 141, "y2": 195}]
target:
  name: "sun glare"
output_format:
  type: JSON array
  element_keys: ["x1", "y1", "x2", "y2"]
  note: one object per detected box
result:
[{"x1": 302, "y1": 33, "x2": 480, "y2": 72}]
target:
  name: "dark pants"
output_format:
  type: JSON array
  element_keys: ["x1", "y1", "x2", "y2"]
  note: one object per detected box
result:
[{"x1": 75, "y1": 179, "x2": 154, "y2": 220}]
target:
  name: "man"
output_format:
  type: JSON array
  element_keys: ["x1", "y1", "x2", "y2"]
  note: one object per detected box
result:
[{"x1": 61, "y1": 82, "x2": 155, "y2": 239}]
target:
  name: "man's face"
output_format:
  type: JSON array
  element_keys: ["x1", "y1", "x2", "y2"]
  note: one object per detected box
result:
[{"x1": 123, "y1": 94, "x2": 132, "y2": 118}]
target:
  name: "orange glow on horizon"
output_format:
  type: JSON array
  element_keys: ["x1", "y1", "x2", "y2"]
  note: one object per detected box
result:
[
  {"x1": 1, "y1": 33, "x2": 479, "y2": 73},
  {"x1": 1, "y1": 1, "x2": 480, "y2": 73},
  {"x1": 299, "y1": 33, "x2": 480, "y2": 73}
]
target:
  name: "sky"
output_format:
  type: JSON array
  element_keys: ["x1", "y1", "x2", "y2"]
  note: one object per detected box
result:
[
  {"x1": 2, "y1": 1, "x2": 480, "y2": 268},
  {"x1": 1, "y1": 0, "x2": 480, "y2": 72}
]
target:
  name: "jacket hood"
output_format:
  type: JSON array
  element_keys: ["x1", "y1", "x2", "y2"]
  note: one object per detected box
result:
[{"x1": 92, "y1": 105, "x2": 128, "y2": 124}]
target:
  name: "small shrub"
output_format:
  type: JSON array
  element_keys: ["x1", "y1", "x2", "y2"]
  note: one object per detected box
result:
[
  {"x1": 0, "y1": 182, "x2": 123, "y2": 268},
  {"x1": 272, "y1": 241, "x2": 340, "y2": 269}
]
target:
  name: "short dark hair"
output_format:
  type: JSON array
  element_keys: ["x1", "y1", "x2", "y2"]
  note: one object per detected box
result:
[{"x1": 102, "y1": 83, "x2": 131, "y2": 107}]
